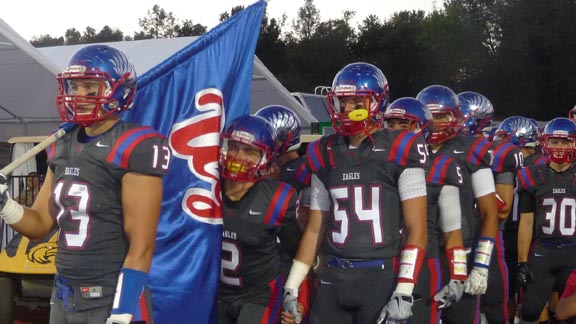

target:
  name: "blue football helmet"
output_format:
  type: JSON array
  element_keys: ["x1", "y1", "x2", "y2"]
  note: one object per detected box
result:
[
  {"x1": 458, "y1": 91, "x2": 494, "y2": 136},
  {"x1": 220, "y1": 115, "x2": 278, "y2": 181},
  {"x1": 327, "y1": 62, "x2": 389, "y2": 135},
  {"x1": 56, "y1": 44, "x2": 137, "y2": 126},
  {"x1": 383, "y1": 97, "x2": 433, "y2": 140},
  {"x1": 493, "y1": 116, "x2": 539, "y2": 147},
  {"x1": 255, "y1": 105, "x2": 301, "y2": 155},
  {"x1": 540, "y1": 117, "x2": 576, "y2": 164},
  {"x1": 416, "y1": 85, "x2": 461, "y2": 145}
]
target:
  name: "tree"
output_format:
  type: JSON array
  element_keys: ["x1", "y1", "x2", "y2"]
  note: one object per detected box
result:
[
  {"x1": 30, "y1": 34, "x2": 64, "y2": 47},
  {"x1": 135, "y1": 5, "x2": 178, "y2": 39},
  {"x1": 219, "y1": 5, "x2": 245, "y2": 23},
  {"x1": 64, "y1": 28, "x2": 82, "y2": 45},
  {"x1": 175, "y1": 20, "x2": 206, "y2": 37},
  {"x1": 293, "y1": 0, "x2": 320, "y2": 41}
]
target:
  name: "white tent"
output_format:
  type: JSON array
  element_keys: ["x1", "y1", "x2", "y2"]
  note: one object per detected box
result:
[{"x1": 0, "y1": 18, "x2": 318, "y2": 142}]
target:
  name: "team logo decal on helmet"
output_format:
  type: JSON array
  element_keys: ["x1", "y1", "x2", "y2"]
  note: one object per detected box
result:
[
  {"x1": 494, "y1": 116, "x2": 539, "y2": 148},
  {"x1": 255, "y1": 105, "x2": 301, "y2": 155},
  {"x1": 458, "y1": 91, "x2": 494, "y2": 136}
]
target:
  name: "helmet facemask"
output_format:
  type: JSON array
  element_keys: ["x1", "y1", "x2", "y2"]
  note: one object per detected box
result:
[
  {"x1": 542, "y1": 136, "x2": 576, "y2": 164},
  {"x1": 220, "y1": 135, "x2": 272, "y2": 182},
  {"x1": 429, "y1": 108, "x2": 461, "y2": 145},
  {"x1": 328, "y1": 89, "x2": 384, "y2": 136},
  {"x1": 57, "y1": 67, "x2": 133, "y2": 126}
]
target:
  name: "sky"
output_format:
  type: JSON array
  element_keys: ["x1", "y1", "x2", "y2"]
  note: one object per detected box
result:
[{"x1": 0, "y1": 0, "x2": 436, "y2": 41}]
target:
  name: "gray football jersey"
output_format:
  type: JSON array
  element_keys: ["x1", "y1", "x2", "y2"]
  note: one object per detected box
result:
[{"x1": 47, "y1": 122, "x2": 170, "y2": 286}]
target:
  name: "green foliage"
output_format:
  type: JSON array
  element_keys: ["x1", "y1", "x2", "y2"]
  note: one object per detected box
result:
[{"x1": 24, "y1": 0, "x2": 576, "y2": 120}]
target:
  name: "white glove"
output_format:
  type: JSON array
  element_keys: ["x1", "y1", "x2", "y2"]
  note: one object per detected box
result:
[
  {"x1": 463, "y1": 267, "x2": 489, "y2": 295},
  {"x1": 434, "y1": 279, "x2": 465, "y2": 309},
  {"x1": 377, "y1": 291, "x2": 413, "y2": 323},
  {"x1": 0, "y1": 174, "x2": 23, "y2": 224},
  {"x1": 282, "y1": 288, "x2": 301, "y2": 324},
  {"x1": 105, "y1": 314, "x2": 132, "y2": 324}
]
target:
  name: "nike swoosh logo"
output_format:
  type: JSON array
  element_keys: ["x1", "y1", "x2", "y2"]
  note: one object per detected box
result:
[
  {"x1": 249, "y1": 210, "x2": 262, "y2": 215},
  {"x1": 453, "y1": 150, "x2": 465, "y2": 154},
  {"x1": 534, "y1": 253, "x2": 544, "y2": 257},
  {"x1": 373, "y1": 148, "x2": 386, "y2": 152},
  {"x1": 286, "y1": 168, "x2": 296, "y2": 172},
  {"x1": 96, "y1": 142, "x2": 110, "y2": 147},
  {"x1": 320, "y1": 280, "x2": 332, "y2": 285}
]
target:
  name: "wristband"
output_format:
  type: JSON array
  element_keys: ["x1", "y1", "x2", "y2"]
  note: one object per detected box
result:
[
  {"x1": 111, "y1": 268, "x2": 148, "y2": 318},
  {"x1": 1, "y1": 198, "x2": 24, "y2": 225},
  {"x1": 397, "y1": 245, "x2": 425, "y2": 284},
  {"x1": 284, "y1": 259, "x2": 310, "y2": 295},
  {"x1": 446, "y1": 246, "x2": 468, "y2": 281},
  {"x1": 473, "y1": 237, "x2": 495, "y2": 269}
]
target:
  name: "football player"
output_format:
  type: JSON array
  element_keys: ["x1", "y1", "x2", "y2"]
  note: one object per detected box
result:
[
  {"x1": 516, "y1": 118, "x2": 576, "y2": 324},
  {"x1": 217, "y1": 115, "x2": 302, "y2": 324},
  {"x1": 384, "y1": 97, "x2": 467, "y2": 324},
  {"x1": 417, "y1": 85, "x2": 499, "y2": 324},
  {"x1": 460, "y1": 92, "x2": 524, "y2": 324},
  {"x1": 282, "y1": 62, "x2": 428, "y2": 324},
  {"x1": 0, "y1": 44, "x2": 171, "y2": 324},
  {"x1": 255, "y1": 105, "x2": 314, "y2": 324}
]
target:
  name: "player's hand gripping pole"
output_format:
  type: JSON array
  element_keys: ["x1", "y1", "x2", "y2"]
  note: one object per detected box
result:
[{"x1": 0, "y1": 122, "x2": 76, "y2": 176}]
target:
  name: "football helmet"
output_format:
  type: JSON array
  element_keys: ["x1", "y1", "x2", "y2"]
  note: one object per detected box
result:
[
  {"x1": 458, "y1": 91, "x2": 494, "y2": 136},
  {"x1": 493, "y1": 116, "x2": 539, "y2": 148},
  {"x1": 383, "y1": 97, "x2": 433, "y2": 140},
  {"x1": 540, "y1": 117, "x2": 576, "y2": 164},
  {"x1": 416, "y1": 85, "x2": 461, "y2": 145},
  {"x1": 56, "y1": 44, "x2": 137, "y2": 127},
  {"x1": 327, "y1": 62, "x2": 389, "y2": 135},
  {"x1": 255, "y1": 105, "x2": 301, "y2": 155},
  {"x1": 220, "y1": 115, "x2": 277, "y2": 182}
]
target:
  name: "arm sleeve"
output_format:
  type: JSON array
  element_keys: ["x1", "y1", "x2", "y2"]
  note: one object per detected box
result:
[
  {"x1": 471, "y1": 168, "x2": 496, "y2": 198},
  {"x1": 310, "y1": 174, "x2": 330, "y2": 211},
  {"x1": 518, "y1": 190, "x2": 536, "y2": 213},
  {"x1": 279, "y1": 188, "x2": 302, "y2": 257},
  {"x1": 398, "y1": 168, "x2": 427, "y2": 201},
  {"x1": 495, "y1": 171, "x2": 514, "y2": 185},
  {"x1": 438, "y1": 185, "x2": 462, "y2": 233}
]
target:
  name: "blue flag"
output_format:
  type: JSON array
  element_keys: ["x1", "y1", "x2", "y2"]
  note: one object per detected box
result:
[{"x1": 123, "y1": 1, "x2": 266, "y2": 323}]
